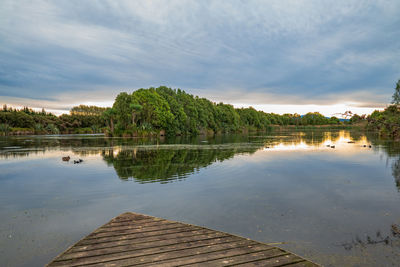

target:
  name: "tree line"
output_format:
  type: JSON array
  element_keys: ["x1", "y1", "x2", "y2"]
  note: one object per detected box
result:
[
  {"x1": 1, "y1": 86, "x2": 348, "y2": 136},
  {"x1": 0, "y1": 104, "x2": 107, "y2": 135}
]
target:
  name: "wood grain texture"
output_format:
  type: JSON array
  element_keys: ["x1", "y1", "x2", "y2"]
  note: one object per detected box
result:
[{"x1": 47, "y1": 212, "x2": 319, "y2": 267}]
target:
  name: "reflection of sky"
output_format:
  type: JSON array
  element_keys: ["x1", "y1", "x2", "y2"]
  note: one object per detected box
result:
[
  {"x1": 265, "y1": 131, "x2": 370, "y2": 154},
  {"x1": 0, "y1": 132, "x2": 400, "y2": 266}
]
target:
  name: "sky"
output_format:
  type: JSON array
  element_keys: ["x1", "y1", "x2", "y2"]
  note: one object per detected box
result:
[{"x1": 0, "y1": 0, "x2": 399, "y2": 117}]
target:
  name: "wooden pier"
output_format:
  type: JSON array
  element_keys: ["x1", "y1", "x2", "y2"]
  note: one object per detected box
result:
[{"x1": 47, "y1": 212, "x2": 319, "y2": 267}]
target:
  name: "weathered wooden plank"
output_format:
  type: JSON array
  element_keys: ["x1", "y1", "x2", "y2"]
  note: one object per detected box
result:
[
  {"x1": 64, "y1": 242, "x2": 266, "y2": 267},
  {"x1": 51, "y1": 238, "x2": 254, "y2": 266},
  {"x1": 47, "y1": 212, "x2": 320, "y2": 267},
  {"x1": 77, "y1": 226, "x2": 209, "y2": 246},
  {"x1": 92, "y1": 220, "x2": 173, "y2": 234},
  {"x1": 58, "y1": 235, "x2": 238, "y2": 261},
  {"x1": 86, "y1": 223, "x2": 186, "y2": 239},
  {"x1": 134, "y1": 245, "x2": 277, "y2": 267},
  {"x1": 69, "y1": 231, "x2": 229, "y2": 253},
  {"x1": 103, "y1": 218, "x2": 163, "y2": 228}
]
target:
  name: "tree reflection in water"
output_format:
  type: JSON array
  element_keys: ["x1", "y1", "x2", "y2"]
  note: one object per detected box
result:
[
  {"x1": 1, "y1": 130, "x2": 400, "y2": 190},
  {"x1": 101, "y1": 146, "x2": 260, "y2": 183},
  {"x1": 392, "y1": 159, "x2": 400, "y2": 190}
]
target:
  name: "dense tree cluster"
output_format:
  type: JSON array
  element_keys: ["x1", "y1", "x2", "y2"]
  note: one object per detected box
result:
[
  {"x1": 0, "y1": 104, "x2": 107, "y2": 135},
  {"x1": 107, "y1": 86, "x2": 341, "y2": 136},
  {"x1": 365, "y1": 80, "x2": 400, "y2": 139},
  {"x1": 392, "y1": 79, "x2": 400, "y2": 105},
  {"x1": 70, "y1": 105, "x2": 108, "y2": 116},
  {"x1": 367, "y1": 105, "x2": 400, "y2": 139}
]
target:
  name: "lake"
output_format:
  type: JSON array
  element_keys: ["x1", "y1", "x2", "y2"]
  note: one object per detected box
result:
[{"x1": 1, "y1": 130, "x2": 400, "y2": 266}]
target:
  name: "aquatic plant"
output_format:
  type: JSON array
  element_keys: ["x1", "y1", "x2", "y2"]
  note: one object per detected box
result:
[{"x1": 0, "y1": 123, "x2": 11, "y2": 135}]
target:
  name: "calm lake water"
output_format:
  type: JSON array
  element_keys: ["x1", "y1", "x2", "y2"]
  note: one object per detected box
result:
[{"x1": 1, "y1": 130, "x2": 400, "y2": 266}]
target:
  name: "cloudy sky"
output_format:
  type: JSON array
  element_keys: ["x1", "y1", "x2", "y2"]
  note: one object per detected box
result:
[{"x1": 0, "y1": 0, "x2": 399, "y2": 116}]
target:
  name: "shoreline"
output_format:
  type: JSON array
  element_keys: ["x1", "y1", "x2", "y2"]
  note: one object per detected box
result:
[{"x1": 0, "y1": 125, "x2": 366, "y2": 137}]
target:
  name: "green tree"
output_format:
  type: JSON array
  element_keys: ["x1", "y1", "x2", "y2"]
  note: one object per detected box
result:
[
  {"x1": 34, "y1": 123, "x2": 45, "y2": 134},
  {"x1": 301, "y1": 112, "x2": 328, "y2": 125},
  {"x1": 46, "y1": 123, "x2": 60, "y2": 134},
  {"x1": 131, "y1": 88, "x2": 174, "y2": 131},
  {"x1": 130, "y1": 103, "x2": 142, "y2": 126},
  {"x1": 70, "y1": 105, "x2": 107, "y2": 115},
  {"x1": 0, "y1": 123, "x2": 11, "y2": 135},
  {"x1": 392, "y1": 79, "x2": 400, "y2": 105},
  {"x1": 367, "y1": 105, "x2": 400, "y2": 138},
  {"x1": 349, "y1": 114, "x2": 362, "y2": 124},
  {"x1": 329, "y1": 116, "x2": 340, "y2": 124},
  {"x1": 113, "y1": 92, "x2": 132, "y2": 130},
  {"x1": 216, "y1": 103, "x2": 240, "y2": 132},
  {"x1": 103, "y1": 108, "x2": 116, "y2": 133},
  {"x1": 155, "y1": 87, "x2": 188, "y2": 134},
  {"x1": 0, "y1": 105, "x2": 108, "y2": 134}
]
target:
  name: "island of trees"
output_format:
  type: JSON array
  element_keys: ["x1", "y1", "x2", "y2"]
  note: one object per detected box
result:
[
  {"x1": 106, "y1": 86, "x2": 342, "y2": 136},
  {"x1": 1, "y1": 81, "x2": 399, "y2": 139}
]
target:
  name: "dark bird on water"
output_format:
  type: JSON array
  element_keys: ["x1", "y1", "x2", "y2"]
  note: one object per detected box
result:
[
  {"x1": 392, "y1": 224, "x2": 400, "y2": 236},
  {"x1": 62, "y1": 156, "x2": 70, "y2": 161}
]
